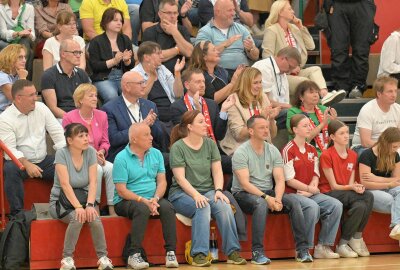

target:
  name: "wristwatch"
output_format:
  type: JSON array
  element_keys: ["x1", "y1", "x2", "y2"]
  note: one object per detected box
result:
[
  {"x1": 261, "y1": 194, "x2": 269, "y2": 200},
  {"x1": 86, "y1": 202, "x2": 95, "y2": 208},
  {"x1": 215, "y1": 188, "x2": 223, "y2": 193}
]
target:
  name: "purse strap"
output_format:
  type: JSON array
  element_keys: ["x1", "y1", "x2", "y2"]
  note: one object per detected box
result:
[{"x1": 16, "y1": 4, "x2": 26, "y2": 28}]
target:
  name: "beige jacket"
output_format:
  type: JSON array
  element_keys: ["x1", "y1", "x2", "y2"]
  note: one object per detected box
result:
[
  {"x1": 261, "y1": 23, "x2": 315, "y2": 67},
  {"x1": 220, "y1": 92, "x2": 273, "y2": 156}
]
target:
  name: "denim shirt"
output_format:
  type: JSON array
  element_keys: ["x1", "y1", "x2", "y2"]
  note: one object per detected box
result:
[
  {"x1": 132, "y1": 63, "x2": 176, "y2": 103},
  {"x1": 0, "y1": 71, "x2": 18, "y2": 112}
]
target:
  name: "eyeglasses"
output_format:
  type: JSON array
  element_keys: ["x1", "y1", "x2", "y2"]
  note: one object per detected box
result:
[
  {"x1": 160, "y1": 10, "x2": 179, "y2": 16},
  {"x1": 127, "y1": 80, "x2": 147, "y2": 86},
  {"x1": 64, "y1": 50, "x2": 83, "y2": 56},
  {"x1": 18, "y1": 91, "x2": 38, "y2": 98}
]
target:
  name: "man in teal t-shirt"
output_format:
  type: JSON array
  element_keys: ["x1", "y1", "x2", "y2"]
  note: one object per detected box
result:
[{"x1": 112, "y1": 123, "x2": 178, "y2": 269}]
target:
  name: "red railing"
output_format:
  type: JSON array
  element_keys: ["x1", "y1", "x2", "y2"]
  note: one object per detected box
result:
[{"x1": 0, "y1": 140, "x2": 25, "y2": 230}]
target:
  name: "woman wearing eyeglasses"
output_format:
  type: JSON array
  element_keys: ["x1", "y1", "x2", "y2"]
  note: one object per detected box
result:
[
  {"x1": 89, "y1": 7, "x2": 134, "y2": 104},
  {"x1": 188, "y1": 41, "x2": 244, "y2": 104},
  {"x1": 42, "y1": 11, "x2": 85, "y2": 71},
  {"x1": 262, "y1": 0, "x2": 345, "y2": 106},
  {"x1": 0, "y1": 44, "x2": 28, "y2": 113}
]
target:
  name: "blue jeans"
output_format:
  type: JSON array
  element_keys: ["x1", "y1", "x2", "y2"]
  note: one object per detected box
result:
[
  {"x1": 4, "y1": 155, "x2": 55, "y2": 216},
  {"x1": 128, "y1": 4, "x2": 140, "y2": 46},
  {"x1": 289, "y1": 193, "x2": 342, "y2": 246},
  {"x1": 94, "y1": 69, "x2": 123, "y2": 104},
  {"x1": 169, "y1": 190, "x2": 241, "y2": 257},
  {"x1": 351, "y1": 145, "x2": 367, "y2": 156},
  {"x1": 369, "y1": 187, "x2": 400, "y2": 227},
  {"x1": 233, "y1": 190, "x2": 309, "y2": 252}
]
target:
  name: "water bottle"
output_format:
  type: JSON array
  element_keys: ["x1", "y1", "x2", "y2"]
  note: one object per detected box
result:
[{"x1": 209, "y1": 226, "x2": 219, "y2": 262}]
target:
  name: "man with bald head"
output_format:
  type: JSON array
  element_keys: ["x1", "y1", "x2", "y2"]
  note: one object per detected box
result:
[
  {"x1": 196, "y1": 0, "x2": 259, "y2": 78},
  {"x1": 102, "y1": 71, "x2": 168, "y2": 162},
  {"x1": 41, "y1": 39, "x2": 90, "y2": 121},
  {"x1": 113, "y1": 123, "x2": 178, "y2": 269}
]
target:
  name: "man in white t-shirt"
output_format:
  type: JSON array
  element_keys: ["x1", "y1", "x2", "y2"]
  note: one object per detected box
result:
[{"x1": 352, "y1": 76, "x2": 400, "y2": 155}]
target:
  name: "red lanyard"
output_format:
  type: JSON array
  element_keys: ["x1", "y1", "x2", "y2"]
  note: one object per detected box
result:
[
  {"x1": 300, "y1": 106, "x2": 329, "y2": 151},
  {"x1": 184, "y1": 94, "x2": 216, "y2": 142}
]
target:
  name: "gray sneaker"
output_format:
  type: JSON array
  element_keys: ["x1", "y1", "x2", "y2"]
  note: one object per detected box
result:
[
  {"x1": 348, "y1": 87, "x2": 363, "y2": 98},
  {"x1": 127, "y1": 253, "x2": 149, "y2": 270}
]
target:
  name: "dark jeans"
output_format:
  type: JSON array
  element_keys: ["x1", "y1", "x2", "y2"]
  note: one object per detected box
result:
[
  {"x1": 326, "y1": 190, "x2": 374, "y2": 241},
  {"x1": 115, "y1": 198, "x2": 177, "y2": 255},
  {"x1": 327, "y1": 0, "x2": 376, "y2": 92},
  {"x1": 233, "y1": 190, "x2": 309, "y2": 252},
  {"x1": 4, "y1": 155, "x2": 55, "y2": 216}
]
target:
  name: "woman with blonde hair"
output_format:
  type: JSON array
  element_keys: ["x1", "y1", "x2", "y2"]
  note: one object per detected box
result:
[
  {"x1": 62, "y1": 83, "x2": 116, "y2": 215},
  {"x1": 0, "y1": 0, "x2": 35, "y2": 80},
  {"x1": 220, "y1": 67, "x2": 279, "y2": 156},
  {"x1": 42, "y1": 11, "x2": 85, "y2": 70},
  {"x1": 0, "y1": 44, "x2": 27, "y2": 112},
  {"x1": 262, "y1": 0, "x2": 345, "y2": 106},
  {"x1": 359, "y1": 127, "x2": 400, "y2": 240}
]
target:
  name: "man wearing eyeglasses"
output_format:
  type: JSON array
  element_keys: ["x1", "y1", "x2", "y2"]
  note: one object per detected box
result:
[
  {"x1": 102, "y1": 70, "x2": 169, "y2": 162},
  {"x1": 41, "y1": 39, "x2": 90, "y2": 122},
  {"x1": 0, "y1": 79, "x2": 66, "y2": 216},
  {"x1": 142, "y1": 0, "x2": 193, "y2": 74}
]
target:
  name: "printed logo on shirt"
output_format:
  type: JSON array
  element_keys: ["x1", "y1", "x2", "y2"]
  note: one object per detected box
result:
[
  {"x1": 307, "y1": 152, "x2": 314, "y2": 161},
  {"x1": 294, "y1": 156, "x2": 300, "y2": 161},
  {"x1": 347, "y1": 163, "x2": 354, "y2": 171}
]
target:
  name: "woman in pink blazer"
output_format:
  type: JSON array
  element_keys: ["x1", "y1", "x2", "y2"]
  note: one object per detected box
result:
[{"x1": 62, "y1": 83, "x2": 116, "y2": 215}]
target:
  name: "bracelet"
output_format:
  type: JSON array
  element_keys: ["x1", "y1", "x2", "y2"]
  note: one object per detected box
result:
[
  {"x1": 155, "y1": 196, "x2": 160, "y2": 201},
  {"x1": 75, "y1": 205, "x2": 83, "y2": 209},
  {"x1": 215, "y1": 188, "x2": 223, "y2": 194},
  {"x1": 175, "y1": 46, "x2": 180, "y2": 54},
  {"x1": 137, "y1": 196, "x2": 142, "y2": 202},
  {"x1": 180, "y1": 13, "x2": 187, "y2": 19}
]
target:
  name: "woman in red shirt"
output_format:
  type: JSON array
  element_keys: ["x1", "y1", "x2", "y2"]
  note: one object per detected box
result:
[
  {"x1": 282, "y1": 114, "x2": 342, "y2": 260},
  {"x1": 319, "y1": 120, "x2": 373, "y2": 258}
]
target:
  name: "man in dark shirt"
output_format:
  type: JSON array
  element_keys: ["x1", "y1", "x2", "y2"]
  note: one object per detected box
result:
[
  {"x1": 41, "y1": 39, "x2": 90, "y2": 121},
  {"x1": 142, "y1": 0, "x2": 193, "y2": 73}
]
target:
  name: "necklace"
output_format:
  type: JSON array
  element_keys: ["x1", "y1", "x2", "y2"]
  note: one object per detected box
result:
[{"x1": 78, "y1": 109, "x2": 93, "y2": 123}]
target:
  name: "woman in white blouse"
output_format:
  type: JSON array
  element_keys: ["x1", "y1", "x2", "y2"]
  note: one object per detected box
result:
[
  {"x1": 0, "y1": 0, "x2": 35, "y2": 80},
  {"x1": 42, "y1": 11, "x2": 85, "y2": 70}
]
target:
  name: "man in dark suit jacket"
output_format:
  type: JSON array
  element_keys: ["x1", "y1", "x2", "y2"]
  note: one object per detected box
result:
[
  {"x1": 102, "y1": 71, "x2": 169, "y2": 162},
  {"x1": 170, "y1": 68, "x2": 236, "y2": 174}
]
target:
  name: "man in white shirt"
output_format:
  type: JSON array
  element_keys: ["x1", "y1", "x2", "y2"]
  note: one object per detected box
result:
[
  {"x1": 352, "y1": 76, "x2": 400, "y2": 155},
  {"x1": 377, "y1": 29, "x2": 400, "y2": 88},
  {"x1": 0, "y1": 80, "x2": 65, "y2": 216},
  {"x1": 252, "y1": 47, "x2": 300, "y2": 129}
]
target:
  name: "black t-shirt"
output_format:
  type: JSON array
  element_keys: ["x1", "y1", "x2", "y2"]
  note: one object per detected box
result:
[
  {"x1": 358, "y1": 148, "x2": 400, "y2": 177},
  {"x1": 148, "y1": 80, "x2": 171, "y2": 122},
  {"x1": 41, "y1": 64, "x2": 90, "y2": 112},
  {"x1": 142, "y1": 23, "x2": 191, "y2": 73},
  {"x1": 203, "y1": 66, "x2": 229, "y2": 101}
]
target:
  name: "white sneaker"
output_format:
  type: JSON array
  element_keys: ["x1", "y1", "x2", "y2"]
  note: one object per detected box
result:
[
  {"x1": 60, "y1": 257, "x2": 76, "y2": 270},
  {"x1": 165, "y1": 251, "x2": 179, "y2": 268},
  {"x1": 127, "y1": 253, "x2": 149, "y2": 270},
  {"x1": 97, "y1": 256, "x2": 114, "y2": 270},
  {"x1": 348, "y1": 237, "x2": 370, "y2": 257},
  {"x1": 389, "y1": 224, "x2": 400, "y2": 240},
  {"x1": 313, "y1": 244, "x2": 340, "y2": 259},
  {"x1": 336, "y1": 244, "x2": 358, "y2": 258},
  {"x1": 321, "y1": 90, "x2": 347, "y2": 106}
]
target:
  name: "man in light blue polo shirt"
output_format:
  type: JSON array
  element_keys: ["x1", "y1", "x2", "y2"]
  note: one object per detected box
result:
[
  {"x1": 195, "y1": 0, "x2": 259, "y2": 78},
  {"x1": 113, "y1": 122, "x2": 178, "y2": 270}
]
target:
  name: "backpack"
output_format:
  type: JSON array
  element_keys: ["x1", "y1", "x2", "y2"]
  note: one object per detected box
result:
[{"x1": 0, "y1": 210, "x2": 37, "y2": 269}]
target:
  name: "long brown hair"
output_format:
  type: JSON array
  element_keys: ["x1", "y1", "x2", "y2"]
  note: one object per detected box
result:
[
  {"x1": 234, "y1": 67, "x2": 264, "y2": 109},
  {"x1": 188, "y1": 41, "x2": 210, "y2": 72},
  {"x1": 374, "y1": 127, "x2": 400, "y2": 172},
  {"x1": 327, "y1": 119, "x2": 347, "y2": 148},
  {"x1": 170, "y1": 110, "x2": 202, "y2": 147}
]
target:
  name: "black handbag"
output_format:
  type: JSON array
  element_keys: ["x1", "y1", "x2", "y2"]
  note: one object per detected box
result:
[{"x1": 56, "y1": 188, "x2": 88, "y2": 218}]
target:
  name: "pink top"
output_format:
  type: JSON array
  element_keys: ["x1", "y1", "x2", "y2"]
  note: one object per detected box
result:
[{"x1": 62, "y1": 109, "x2": 110, "y2": 156}]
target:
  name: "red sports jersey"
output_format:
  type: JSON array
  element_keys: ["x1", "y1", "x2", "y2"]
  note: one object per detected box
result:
[
  {"x1": 319, "y1": 146, "x2": 358, "y2": 193},
  {"x1": 282, "y1": 140, "x2": 319, "y2": 193}
]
